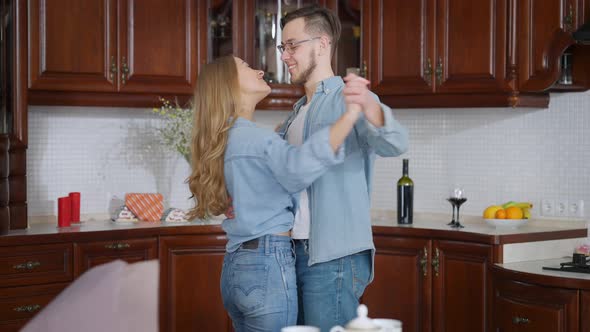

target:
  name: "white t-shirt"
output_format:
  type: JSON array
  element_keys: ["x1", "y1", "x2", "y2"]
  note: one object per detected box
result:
[{"x1": 286, "y1": 103, "x2": 311, "y2": 239}]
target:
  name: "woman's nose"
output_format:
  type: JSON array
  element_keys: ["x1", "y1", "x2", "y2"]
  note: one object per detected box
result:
[{"x1": 257, "y1": 70, "x2": 264, "y2": 78}]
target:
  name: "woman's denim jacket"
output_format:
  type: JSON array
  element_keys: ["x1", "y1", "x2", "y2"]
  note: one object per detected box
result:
[
  {"x1": 276, "y1": 76, "x2": 408, "y2": 278},
  {"x1": 222, "y1": 117, "x2": 345, "y2": 252}
]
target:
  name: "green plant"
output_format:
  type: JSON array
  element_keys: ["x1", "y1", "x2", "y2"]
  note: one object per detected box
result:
[{"x1": 152, "y1": 97, "x2": 192, "y2": 163}]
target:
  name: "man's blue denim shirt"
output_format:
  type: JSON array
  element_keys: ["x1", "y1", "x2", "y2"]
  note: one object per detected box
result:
[
  {"x1": 276, "y1": 76, "x2": 408, "y2": 277},
  {"x1": 222, "y1": 117, "x2": 345, "y2": 252}
]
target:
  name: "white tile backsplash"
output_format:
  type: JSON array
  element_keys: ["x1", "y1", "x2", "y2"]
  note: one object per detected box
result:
[{"x1": 28, "y1": 91, "x2": 590, "y2": 220}]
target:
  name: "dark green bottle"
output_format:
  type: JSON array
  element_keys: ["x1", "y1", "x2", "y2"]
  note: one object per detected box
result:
[{"x1": 397, "y1": 159, "x2": 414, "y2": 224}]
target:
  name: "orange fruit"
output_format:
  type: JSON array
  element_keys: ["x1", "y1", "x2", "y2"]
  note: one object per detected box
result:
[
  {"x1": 495, "y1": 209, "x2": 507, "y2": 219},
  {"x1": 505, "y1": 206, "x2": 524, "y2": 219}
]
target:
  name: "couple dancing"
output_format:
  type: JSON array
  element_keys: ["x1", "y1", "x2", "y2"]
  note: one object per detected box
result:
[{"x1": 187, "y1": 5, "x2": 408, "y2": 332}]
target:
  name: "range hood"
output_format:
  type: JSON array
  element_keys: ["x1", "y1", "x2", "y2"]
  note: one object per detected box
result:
[{"x1": 573, "y1": 23, "x2": 590, "y2": 45}]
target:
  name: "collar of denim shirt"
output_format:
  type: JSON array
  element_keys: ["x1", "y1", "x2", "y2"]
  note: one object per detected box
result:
[{"x1": 293, "y1": 76, "x2": 345, "y2": 111}]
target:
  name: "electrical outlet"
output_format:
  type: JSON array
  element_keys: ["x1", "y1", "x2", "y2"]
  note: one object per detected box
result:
[
  {"x1": 556, "y1": 200, "x2": 569, "y2": 217},
  {"x1": 541, "y1": 199, "x2": 555, "y2": 216},
  {"x1": 569, "y1": 200, "x2": 585, "y2": 218}
]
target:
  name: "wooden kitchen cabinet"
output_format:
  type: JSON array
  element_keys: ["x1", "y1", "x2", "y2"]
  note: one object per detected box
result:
[
  {"x1": 517, "y1": 0, "x2": 587, "y2": 92},
  {"x1": 27, "y1": 0, "x2": 201, "y2": 107},
  {"x1": 493, "y1": 278, "x2": 579, "y2": 332},
  {"x1": 362, "y1": 235, "x2": 494, "y2": 332},
  {"x1": 159, "y1": 234, "x2": 232, "y2": 332},
  {"x1": 364, "y1": 0, "x2": 521, "y2": 108},
  {"x1": 0, "y1": 243, "x2": 72, "y2": 331},
  {"x1": 0, "y1": 283, "x2": 68, "y2": 332},
  {"x1": 73, "y1": 237, "x2": 157, "y2": 277},
  {"x1": 491, "y1": 262, "x2": 588, "y2": 332}
]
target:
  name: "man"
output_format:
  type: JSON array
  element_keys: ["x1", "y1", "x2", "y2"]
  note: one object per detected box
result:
[{"x1": 276, "y1": 5, "x2": 409, "y2": 331}]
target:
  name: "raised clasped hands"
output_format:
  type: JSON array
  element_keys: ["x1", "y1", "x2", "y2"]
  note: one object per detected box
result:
[{"x1": 343, "y1": 73, "x2": 384, "y2": 126}]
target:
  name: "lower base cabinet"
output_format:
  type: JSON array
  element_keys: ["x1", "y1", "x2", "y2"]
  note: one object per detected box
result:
[
  {"x1": 159, "y1": 235, "x2": 232, "y2": 332},
  {"x1": 362, "y1": 235, "x2": 494, "y2": 332},
  {"x1": 491, "y1": 265, "x2": 590, "y2": 332}
]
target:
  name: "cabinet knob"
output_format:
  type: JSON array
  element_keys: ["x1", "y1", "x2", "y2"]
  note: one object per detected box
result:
[
  {"x1": 424, "y1": 58, "x2": 433, "y2": 86},
  {"x1": 512, "y1": 316, "x2": 530, "y2": 324},
  {"x1": 121, "y1": 57, "x2": 130, "y2": 85},
  {"x1": 109, "y1": 56, "x2": 117, "y2": 81},
  {"x1": 105, "y1": 243, "x2": 130, "y2": 250},
  {"x1": 563, "y1": 4, "x2": 574, "y2": 30},
  {"x1": 435, "y1": 57, "x2": 444, "y2": 85},
  {"x1": 13, "y1": 261, "x2": 41, "y2": 270},
  {"x1": 432, "y1": 247, "x2": 440, "y2": 277},
  {"x1": 420, "y1": 246, "x2": 428, "y2": 277},
  {"x1": 14, "y1": 304, "x2": 41, "y2": 313}
]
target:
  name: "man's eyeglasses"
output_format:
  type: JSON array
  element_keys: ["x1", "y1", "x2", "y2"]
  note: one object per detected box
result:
[{"x1": 277, "y1": 37, "x2": 321, "y2": 55}]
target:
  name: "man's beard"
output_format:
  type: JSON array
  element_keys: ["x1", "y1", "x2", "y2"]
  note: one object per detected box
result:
[{"x1": 290, "y1": 50, "x2": 317, "y2": 85}]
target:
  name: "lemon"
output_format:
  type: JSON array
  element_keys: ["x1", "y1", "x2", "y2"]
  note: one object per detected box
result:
[{"x1": 483, "y1": 205, "x2": 503, "y2": 219}]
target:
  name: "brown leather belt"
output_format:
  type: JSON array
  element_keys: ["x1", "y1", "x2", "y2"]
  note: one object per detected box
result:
[{"x1": 242, "y1": 238, "x2": 259, "y2": 249}]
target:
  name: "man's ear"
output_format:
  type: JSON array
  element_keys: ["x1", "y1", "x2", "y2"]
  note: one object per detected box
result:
[{"x1": 319, "y1": 35, "x2": 331, "y2": 56}]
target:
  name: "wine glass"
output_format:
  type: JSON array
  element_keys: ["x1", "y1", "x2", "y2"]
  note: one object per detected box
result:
[{"x1": 447, "y1": 187, "x2": 467, "y2": 228}]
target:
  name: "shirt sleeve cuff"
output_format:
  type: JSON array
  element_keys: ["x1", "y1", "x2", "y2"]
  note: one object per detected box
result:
[
  {"x1": 311, "y1": 127, "x2": 346, "y2": 165},
  {"x1": 365, "y1": 103, "x2": 397, "y2": 135}
]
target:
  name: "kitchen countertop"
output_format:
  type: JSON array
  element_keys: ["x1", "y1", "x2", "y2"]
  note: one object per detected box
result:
[
  {"x1": 1, "y1": 211, "x2": 585, "y2": 247},
  {"x1": 494, "y1": 257, "x2": 590, "y2": 290}
]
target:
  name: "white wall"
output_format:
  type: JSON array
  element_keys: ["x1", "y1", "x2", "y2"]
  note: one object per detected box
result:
[{"x1": 27, "y1": 90, "x2": 590, "y2": 219}]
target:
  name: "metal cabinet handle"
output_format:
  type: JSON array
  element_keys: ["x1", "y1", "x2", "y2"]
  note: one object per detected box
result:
[
  {"x1": 512, "y1": 316, "x2": 530, "y2": 324},
  {"x1": 14, "y1": 304, "x2": 41, "y2": 313},
  {"x1": 420, "y1": 247, "x2": 428, "y2": 277},
  {"x1": 121, "y1": 57, "x2": 130, "y2": 85},
  {"x1": 13, "y1": 261, "x2": 41, "y2": 270},
  {"x1": 424, "y1": 58, "x2": 433, "y2": 86},
  {"x1": 432, "y1": 247, "x2": 440, "y2": 277},
  {"x1": 563, "y1": 4, "x2": 574, "y2": 30},
  {"x1": 360, "y1": 61, "x2": 368, "y2": 78},
  {"x1": 104, "y1": 243, "x2": 130, "y2": 250},
  {"x1": 435, "y1": 57, "x2": 443, "y2": 85},
  {"x1": 109, "y1": 55, "x2": 117, "y2": 80}
]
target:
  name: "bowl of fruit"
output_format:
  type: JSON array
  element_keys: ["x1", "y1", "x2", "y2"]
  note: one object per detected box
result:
[{"x1": 483, "y1": 201, "x2": 532, "y2": 229}]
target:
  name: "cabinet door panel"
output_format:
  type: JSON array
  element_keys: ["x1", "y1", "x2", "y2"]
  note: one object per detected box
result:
[
  {"x1": 362, "y1": 236, "x2": 430, "y2": 332},
  {"x1": 119, "y1": 0, "x2": 197, "y2": 94},
  {"x1": 159, "y1": 235, "x2": 231, "y2": 332},
  {"x1": 436, "y1": 0, "x2": 509, "y2": 93},
  {"x1": 74, "y1": 238, "x2": 157, "y2": 277},
  {"x1": 518, "y1": 0, "x2": 575, "y2": 91},
  {"x1": 493, "y1": 279, "x2": 579, "y2": 332},
  {"x1": 365, "y1": 0, "x2": 435, "y2": 95},
  {"x1": 432, "y1": 240, "x2": 492, "y2": 332},
  {"x1": 29, "y1": 0, "x2": 116, "y2": 91}
]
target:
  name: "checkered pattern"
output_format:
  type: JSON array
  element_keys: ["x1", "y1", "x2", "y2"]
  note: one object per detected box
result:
[{"x1": 125, "y1": 193, "x2": 164, "y2": 222}]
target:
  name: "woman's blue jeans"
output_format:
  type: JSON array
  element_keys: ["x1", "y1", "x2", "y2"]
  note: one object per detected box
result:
[
  {"x1": 294, "y1": 240, "x2": 372, "y2": 332},
  {"x1": 220, "y1": 235, "x2": 297, "y2": 332}
]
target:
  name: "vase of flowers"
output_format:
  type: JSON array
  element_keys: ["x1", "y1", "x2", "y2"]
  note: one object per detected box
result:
[{"x1": 152, "y1": 97, "x2": 192, "y2": 164}]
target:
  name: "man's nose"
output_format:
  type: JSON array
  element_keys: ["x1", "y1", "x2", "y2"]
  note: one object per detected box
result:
[
  {"x1": 257, "y1": 70, "x2": 264, "y2": 78},
  {"x1": 280, "y1": 50, "x2": 290, "y2": 61}
]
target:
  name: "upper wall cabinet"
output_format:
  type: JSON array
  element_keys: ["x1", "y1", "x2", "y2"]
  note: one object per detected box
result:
[
  {"x1": 518, "y1": 0, "x2": 587, "y2": 92},
  {"x1": 27, "y1": 0, "x2": 201, "y2": 107},
  {"x1": 363, "y1": 0, "x2": 546, "y2": 108}
]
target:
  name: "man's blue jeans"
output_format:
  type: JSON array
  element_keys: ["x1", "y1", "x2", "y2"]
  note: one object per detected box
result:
[
  {"x1": 294, "y1": 240, "x2": 372, "y2": 331},
  {"x1": 220, "y1": 235, "x2": 297, "y2": 332}
]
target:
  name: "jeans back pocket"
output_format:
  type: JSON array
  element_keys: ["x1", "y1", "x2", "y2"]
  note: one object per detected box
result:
[{"x1": 230, "y1": 263, "x2": 269, "y2": 314}]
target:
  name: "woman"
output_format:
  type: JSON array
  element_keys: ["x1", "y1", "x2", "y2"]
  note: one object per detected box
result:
[{"x1": 186, "y1": 55, "x2": 363, "y2": 331}]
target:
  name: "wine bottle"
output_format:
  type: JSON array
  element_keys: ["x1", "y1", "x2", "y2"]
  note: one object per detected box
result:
[{"x1": 397, "y1": 159, "x2": 414, "y2": 224}]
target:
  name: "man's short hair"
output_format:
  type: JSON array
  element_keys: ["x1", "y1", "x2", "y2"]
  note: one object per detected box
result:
[{"x1": 280, "y1": 5, "x2": 341, "y2": 57}]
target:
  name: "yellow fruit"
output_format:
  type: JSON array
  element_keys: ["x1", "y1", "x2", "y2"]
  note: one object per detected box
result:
[
  {"x1": 522, "y1": 207, "x2": 531, "y2": 219},
  {"x1": 483, "y1": 205, "x2": 503, "y2": 219},
  {"x1": 505, "y1": 206, "x2": 524, "y2": 219},
  {"x1": 495, "y1": 209, "x2": 507, "y2": 219}
]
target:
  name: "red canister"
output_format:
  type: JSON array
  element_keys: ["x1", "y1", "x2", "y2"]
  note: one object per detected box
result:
[
  {"x1": 58, "y1": 197, "x2": 71, "y2": 227},
  {"x1": 69, "y1": 192, "x2": 80, "y2": 222}
]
